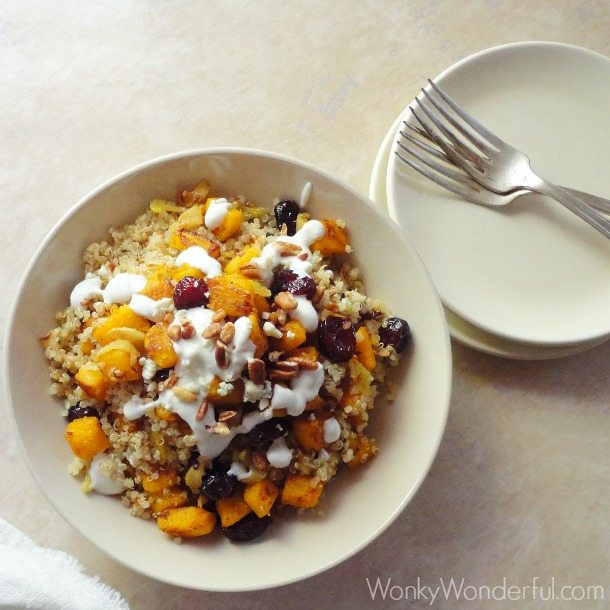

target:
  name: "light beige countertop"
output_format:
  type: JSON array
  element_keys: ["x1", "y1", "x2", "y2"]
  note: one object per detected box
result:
[{"x1": 1, "y1": 1, "x2": 609, "y2": 608}]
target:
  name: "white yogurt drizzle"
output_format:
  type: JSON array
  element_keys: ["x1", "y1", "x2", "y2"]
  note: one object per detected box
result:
[
  {"x1": 204, "y1": 197, "x2": 230, "y2": 230},
  {"x1": 89, "y1": 453, "x2": 124, "y2": 495},
  {"x1": 299, "y1": 181, "x2": 312, "y2": 209},
  {"x1": 129, "y1": 295, "x2": 173, "y2": 322},
  {"x1": 250, "y1": 219, "x2": 325, "y2": 333},
  {"x1": 175, "y1": 246, "x2": 222, "y2": 278},
  {"x1": 270, "y1": 364, "x2": 324, "y2": 416},
  {"x1": 70, "y1": 272, "x2": 147, "y2": 309},
  {"x1": 323, "y1": 417, "x2": 341, "y2": 444},
  {"x1": 266, "y1": 436, "x2": 293, "y2": 468}
]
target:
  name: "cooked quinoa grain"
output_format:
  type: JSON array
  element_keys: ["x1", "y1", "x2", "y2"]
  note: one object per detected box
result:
[{"x1": 43, "y1": 181, "x2": 410, "y2": 542}]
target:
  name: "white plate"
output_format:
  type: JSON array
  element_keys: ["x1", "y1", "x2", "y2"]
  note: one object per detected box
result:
[
  {"x1": 371, "y1": 113, "x2": 608, "y2": 360},
  {"x1": 386, "y1": 42, "x2": 610, "y2": 346}
]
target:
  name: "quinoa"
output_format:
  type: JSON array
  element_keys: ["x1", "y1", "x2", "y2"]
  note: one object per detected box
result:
[{"x1": 42, "y1": 180, "x2": 410, "y2": 542}]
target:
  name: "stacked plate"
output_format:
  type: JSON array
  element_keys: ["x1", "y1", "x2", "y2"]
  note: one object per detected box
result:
[{"x1": 371, "y1": 42, "x2": 610, "y2": 359}]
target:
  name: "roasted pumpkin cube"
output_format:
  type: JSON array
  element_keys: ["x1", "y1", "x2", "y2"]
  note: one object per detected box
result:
[
  {"x1": 248, "y1": 313, "x2": 268, "y2": 358},
  {"x1": 141, "y1": 469, "x2": 178, "y2": 493},
  {"x1": 355, "y1": 326, "x2": 376, "y2": 371},
  {"x1": 106, "y1": 327, "x2": 146, "y2": 352},
  {"x1": 305, "y1": 396, "x2": 325, "y2": 411},
  {"x1": 139, "y1": 265, "x2": 175, "y2": 300},
  {"x1": 74, "y1": 362, "x2": 107, "y2": 401},
  {"x1": 207, "y1": 274, "x2": 270, "y2": 318},
  {"x1": 207, "y1": 376, "x2": 244, "y2": 406},
  {"x1": 213, "y1": 208, "x2": 243, "y2": 242},
  {"x1": 92, "y1": 305, "x2": 151, "y2": 345},
  {"x1": 311, "y1": 219, "x2": 349, "y2": 255},
  {"x1": 157, "y1": 506, "x2": 216, "y2": 537},
  {"x1": 224, "y1": 245, "x2": 261, "y2": 275},
  {"x1": 150, "y1": 488, "x2": 189, "y2": 514},
  {"x1": 281, "y1": 474, "x2": 323, "y2": 508},
  {"x1": 94, "y1": 339, "x2": 141, "y2": 382},
  {"x1": 144, "y1": 324, "x2": 178, "y2": 368},
  {"x1": 65, "y1": 417, "x2": 110, "y2": 460},
  {"x1": 346, "y1": 434, "x2": 377, "y2": 468},
  {"x1": 170, "y1": 264, "x2": 204, "y2": 282},
  {"x1": 340, "y1": 357, "x2": 374, "y2": 409},
  {"x1": 168, "y1": 229, "x2": 221, "y2": 258},
  {"x1": 243, "y1": 479, "x2": 279, "y2": 517},
  {"x1": 216, "y1": 491, "x2": 252, "y2": 527},
  {"x1": 293, "y1": 416, "x2": 325, "y2": 451},
  {"x1": 271, "y1": 319, "x2": 306, "y2": 353}
]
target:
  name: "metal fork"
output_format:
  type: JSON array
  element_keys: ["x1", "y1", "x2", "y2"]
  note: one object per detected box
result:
[
  {"x1": 406, "y1": 80, "x2": 610, "y2": 239},
  {"x1": 396, "y1": 122, "x2": 610, "y2": 215}
]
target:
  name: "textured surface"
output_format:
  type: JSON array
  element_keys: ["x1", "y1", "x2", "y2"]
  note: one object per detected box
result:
[{"x1": 1, "y1": 1, "x2": 609, "y2": 608}]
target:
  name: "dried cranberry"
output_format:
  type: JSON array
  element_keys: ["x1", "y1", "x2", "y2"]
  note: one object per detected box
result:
[
  {"x1": 271, "y1": 269, "x2": 315, "y2": 299},
  {"x1": 222, "y1": 513, "x2": 270, "y2": 542},
  {"x1": 274, "y1": 200, "x2": 300, "y2": 235},
  {"x1": 379, "y1": 317, "x2": 411, "y2": 353},
  {"x1": 201, "y1": 473, "x2": 236, "y2": 501},
  {"x1": 248, "y1": 418, "x2": 292, "y2": 444},
  {"x1": 66, "y1": 405, "x2": 100, "y2": 422},
  {"x1": 173, "y1": 276, "x2": 208, "y2": 310},
  {"x1": 318, "y1": 316, "x2": 356, "y2": 362}
]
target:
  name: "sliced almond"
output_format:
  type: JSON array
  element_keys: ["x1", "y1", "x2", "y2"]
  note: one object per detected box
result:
[
  {"x1": 215, "y1": 341, "x2": 230, "y2": 369},
  {"x1": 275, "y1": 241, "x2": 302, "y2": 257},
  {"x1": 195, "y1": 399, "x2": 209, "y2": 422},
  {"x1": 288, "y1": 357, "x2": 319, "y2": 371},
  {"x1": 240, "y1": 264, "x2": 262, "y2": 280},
  {"x1": 211, "y1": 308, "x2": 227, "y2": 323},
  {"x1": 181, "y1": 320, "x2": 195, "y2": 339},
  {"x1": 202, "y1": 322, "x2": 222, "y2": 340},
  {"x1": 247, "y1": 358, "x2": 266, "y2": 385},
  {"x1": 268, "y1": 350, "x2": 283, "y2": 363},
  {"x1": 274, "y1": 291, "x2": 297, "y2": 311},
  {"x1": 167, "y1": 325, "x2": 182, "y2": 341},
  {"x1": 219, "y1": 321, "x2": 235, "y2": 345},
  {"x1": 173, "y1": 386, "x2": 198, "y2": 402}
]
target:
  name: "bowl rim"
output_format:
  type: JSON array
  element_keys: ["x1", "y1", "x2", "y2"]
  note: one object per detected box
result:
[{"x1": 3, "y1": 146, "x2": 452, "y2": 591}]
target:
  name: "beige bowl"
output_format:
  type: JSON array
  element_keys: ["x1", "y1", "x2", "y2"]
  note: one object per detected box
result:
[{"x1": 4, "y1": 149, "x2": 451, "y2": 591}]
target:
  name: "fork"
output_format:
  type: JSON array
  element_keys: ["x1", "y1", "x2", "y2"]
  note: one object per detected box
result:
[
  {"x1": 406, "y1": 80, "x2": 610, "y2": 239},
  {"x1": 396, "y1": 122, "x2": 610, "y2": 215}
]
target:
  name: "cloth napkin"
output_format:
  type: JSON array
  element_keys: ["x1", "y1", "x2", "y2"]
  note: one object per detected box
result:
[{"x1": 0, "y1": 517, "x2": 129, "y2": 610}]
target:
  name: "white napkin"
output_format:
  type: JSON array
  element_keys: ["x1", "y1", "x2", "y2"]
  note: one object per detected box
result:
[{"x1": 0, "y1": 517, "x2": 129, "y2": 610}]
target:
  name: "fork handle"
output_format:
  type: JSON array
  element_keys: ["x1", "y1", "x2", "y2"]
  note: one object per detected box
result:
[{"x1": 536, "y1": 182, "x2": 610, "y2": 240}]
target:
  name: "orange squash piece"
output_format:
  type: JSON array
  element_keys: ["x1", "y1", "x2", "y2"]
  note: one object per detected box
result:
[
  {"x1": 271, "y1": 319, "x2": 307, "y2": 353},
  {"x1": 168, "y1": 229, "x2": 221, "y2": 258},
  {"x1": 243, "y1": 479, "x2": 279, "y2": 517},
  {"x1": 92, "y1": 305, "x2": 151, "y2": 345},
  {"x1": 94, "y1": 339, "x2": 141, "y2": 382},
  {"x1": 355, "y1": 326, "x2": 376, "y2": 371},
  {"x1": 157, "y1": 506, "x2": 216, "y2": 537},
  {"x1": 224, "y1": 245, "x2": 261, "y2": 275},
  {"x1": 144, "y1": 324, "x2": 178, "y2": 368},
  {"x1": 65, "y1": 417, "x2": 110, "y2": 460},
  {"x1": 248, "y1": 313, "x2": 268, "y2": 358},
  {"x1": 216, "y1": 491, "x2": 252, "y2": 527},
  {"x1": 75, "y1": 362, "x2": 107, "y2": 401},
  {"x1": 310, "y1": 219, "x2": 349, "y2": 255},
  {"x1": 139, "y1": 265, "x2": 175, "y2": 300},
  {"x1": 293, "y1": 416, "x2": 325, "y2": 451},
  {"x1": 281, "y1": 474, "x2": 323, "y2": 508},
  {"x1": 207, "y1": 376, "x2": 244, "y2": 406},
  {"x1": 207, "y1": 274, "x2": 271, "y2": 318},
  {"x1": 213, "y1": 208, "x2": 244, "y2": 242}
]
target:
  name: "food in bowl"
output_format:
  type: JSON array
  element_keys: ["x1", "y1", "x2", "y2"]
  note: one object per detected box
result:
[{"x1": 41, "y1": 178, "x2": 411, "y2": 542}]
